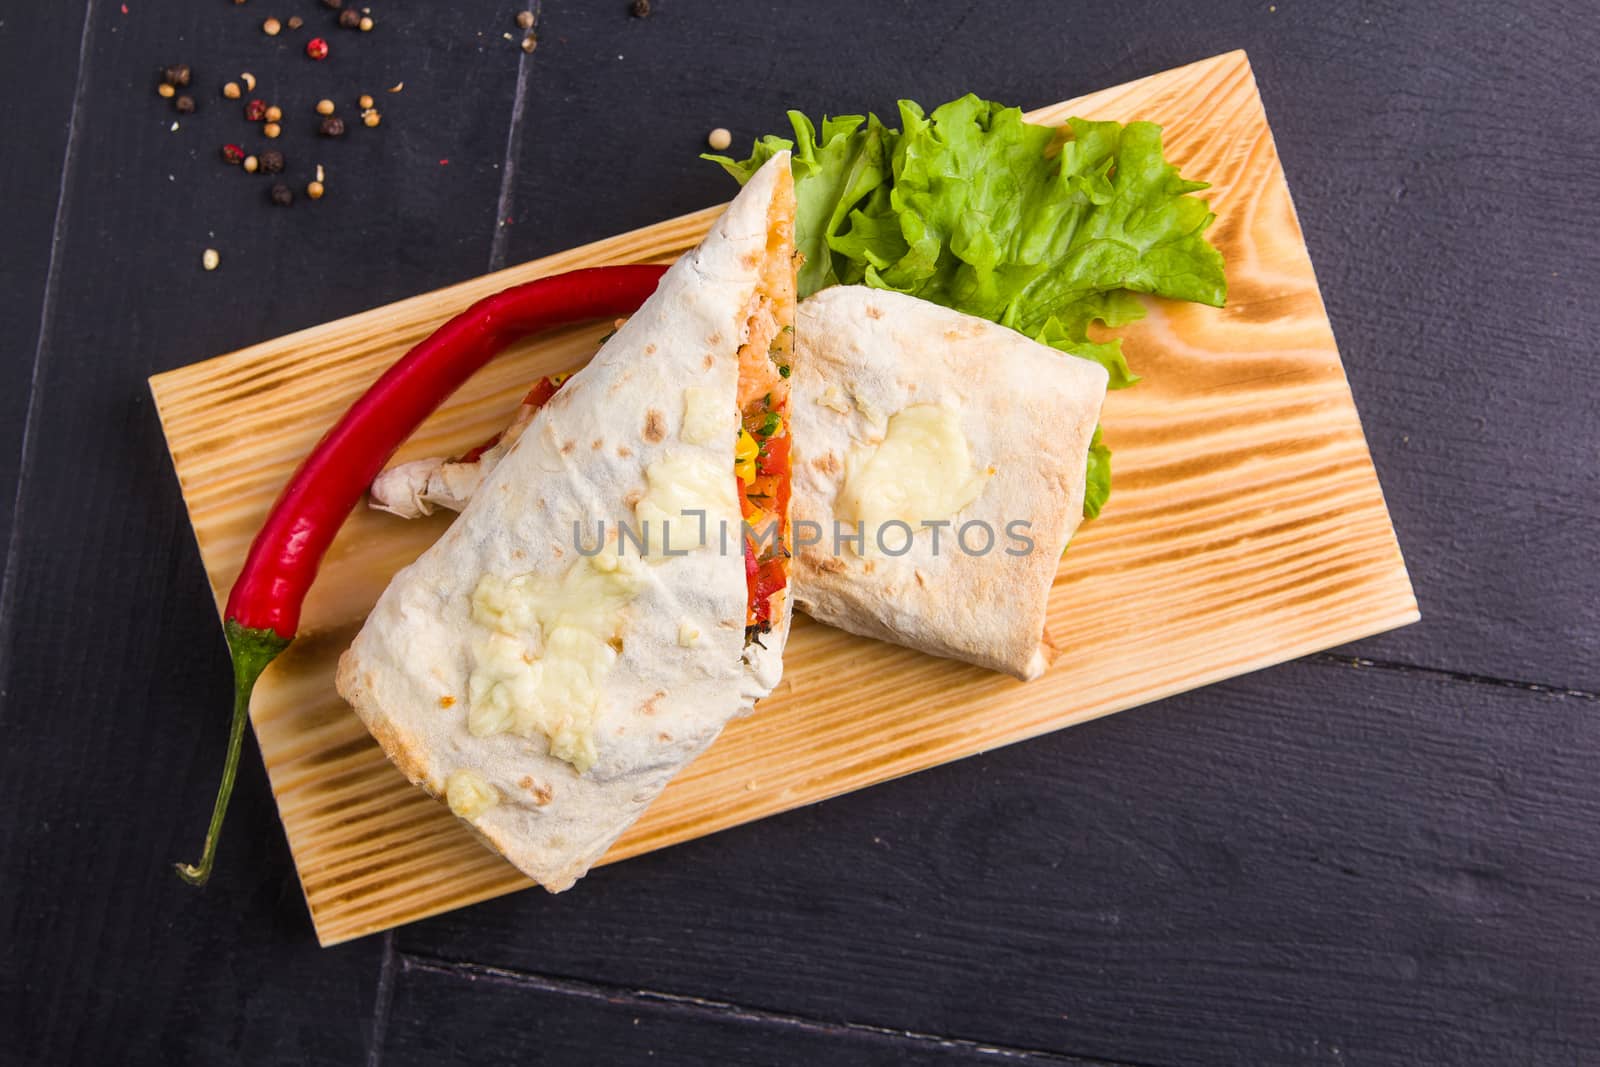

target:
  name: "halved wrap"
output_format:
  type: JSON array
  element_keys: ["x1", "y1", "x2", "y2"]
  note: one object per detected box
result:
[
  {"x1": 336, "y1": 153, "x2": 797, "y2": 891},
  {"x1": 788, "y1": 286, "x2": 1108, "y2": 680}
]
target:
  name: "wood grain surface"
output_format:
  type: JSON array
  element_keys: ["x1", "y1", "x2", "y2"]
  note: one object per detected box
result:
[{"x1": 148, "y1": 51, "x2": 1416, "y2": 946}]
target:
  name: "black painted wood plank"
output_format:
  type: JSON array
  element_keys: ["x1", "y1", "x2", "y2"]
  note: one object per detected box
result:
[
  {"x1": 0, "y1": 2, "x2": 89, "y2": 597},
  {"x1": 383, "y1": 955, "x2": 1129, "y2": 1067},
  {"x1": 399, "y1": 659, "x2": 1600, "y2": 1066},
  {"x1": 498, "y1": 0, "x2": 1600, "y2": 690},
  {"x1": 0, "y1": 2, "x2": 526, "y2": 1063}
]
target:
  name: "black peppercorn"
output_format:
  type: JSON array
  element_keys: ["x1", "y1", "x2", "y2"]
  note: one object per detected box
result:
[
  {"x1": 163, "y1": 64, "x2": 192, "y2": 87},
  {"x1": 319, "y1": 116, "x2": 347, "y2": 137},
  {"x1": 174, "y1": 94, "x2": 196, "y2": 113},
  {"x1": 630, "y1": 0, "x2": 651, "y2": 16},
  {"x1": 321, "y1": 0, "x2": 342, "y2": 7},
  {"x1": 260, "y1": 149, "x2": 286, "y2": 174},
  {"x1": 338, "y1": 7, "x2": 361, "y2": 28},
  {"x1": 270, "y1": 183, "x2": 294, "y2": 207}
]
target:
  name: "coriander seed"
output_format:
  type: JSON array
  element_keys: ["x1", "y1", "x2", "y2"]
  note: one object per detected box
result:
[
  {"x1": 362, "y1": 108, "x2": 381, "y2": 127},
  {"x1": 157, "y1": 83, "x2": 176, "y2": 99},
  {"x1": 306, "y1": 180, "x2": 325, "y2": 200},
  {"x1": 321, "y1": 0, "x2": 342, "y2": 8},
  {"x1": 263, "y1": 17, "x2": 281, "y2": 35},
  {"x1": 223, "y1": 81, "x2": 242, "y2": 99},
  {"x1": 358, "y1": 93, "x2": 374, "y2": 109},
  {"x1": 358, "y1": 15, "x2": 373, "y2": 31},
  {"x1": 264, "y1": 104, "x2": 283, "y2": 122},
  {"x1": 263, "y1": 121, "x2": 282, "y2": 138},
  {"x1": 243, "y1": 155, "x2": 260, "y2": 173},
  {"x1": 316, "y1": 98, "x2": 336, "y2": 116}
]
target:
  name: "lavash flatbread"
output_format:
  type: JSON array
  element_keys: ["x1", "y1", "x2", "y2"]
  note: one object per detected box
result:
[
  {"x1": 788, "y1": 286, "x2": 1108, "y2": 681},
  {"x1": 336, "y1": 153, "x2": 794, "y2": 892}
]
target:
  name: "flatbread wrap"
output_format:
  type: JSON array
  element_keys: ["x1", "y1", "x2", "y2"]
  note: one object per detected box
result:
[
  {"x1": 336, "y1": 152, "x2": 797, "y2": 891},
  {"x1": 787, "y1": 286, "x2": 1108, "y2": 680}
]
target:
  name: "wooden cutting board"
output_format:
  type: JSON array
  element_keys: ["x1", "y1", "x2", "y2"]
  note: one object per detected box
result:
[{"x1": 149, "y1": 50, "x2": 1417, "y2": 946}]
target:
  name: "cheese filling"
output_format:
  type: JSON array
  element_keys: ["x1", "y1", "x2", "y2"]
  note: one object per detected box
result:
[
  {"x1": 466, "y1": 549, "x2": 646, "y2": 773},
  {"x1": 835, "y1": 405, "x2": 990, "y2": 553}
]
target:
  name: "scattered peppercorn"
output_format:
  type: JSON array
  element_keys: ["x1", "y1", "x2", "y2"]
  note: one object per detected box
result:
[
  {"x1": 306, "y1": 180, "x2": 325, "y2": 200},
  {"x1": 338, "y1": 8, "x2": 361, "y2": 28},
  {"x1": 521, "y1": 33, "x2": 537, "y2": 53},
  {"x1": 221, "y1": 143, "x2": 246, "y2": 164},
  {"x1": 321, "y1": 0, "x2": 341, "y2": 8},
  {"x1": 358, "y1": 93, "x2": 374, "y2": 109},
  {"x1": 263, "y1": 122, "x2": 282, "y2": 138},
  {"x1": 319, "y1": 116, "x2": 346, "y2": 137},
  {"x1": 223, "y1": 81, "x2": 242, "y2": 99},
  {"x1": 630, "y1": 0, "x2": 651, "y2": 17},
  {"x1": 175, "y1": 94, "x2": 196, "y2": 114},
  {"x1": 241, "y1": 71, "x2": 257, "y2": 91},
  {"x1": 202, "y1": 248, "x2": 220, "y2": 271},
  {"x1": 260, "y1": 149, "x2": 285, "y2": 173},
  {"x1": 362, "y1": 109, "x2": 381, "y2": 127},
  {"x1": 306, "y1": 36, "x2": 330, "y2": 59},
  {"x1": 315, "y1": 98, "x2": 335, "y2": 115},
  {"x1": 707, "y1": 127, "x2": 731, "y2": 151},
  {"x1": 269, "y1": 183, "x2": 294, "y2": 206},
  {"x1": 163, "y1": 64, "x2": 192, "y2": 87},
  {"x1": 515, "y1": 9, "x2": 535, "y2": 28},
  {"x1": 243, "y1": 155, "x2": 260, "y2": 173},
  {"x1": 287, "y1": 15, "x2": 304, "y2": 29},
  {"x1": 244, "y1": 98, "x2": 268, "y2": 121},
  {"x1": 359, "y1": 15, "x2": 373, "y2": 31},
  {"x1": 263, "y1": 17, "x2": 281, "y2": 35},
  {"x1": 264, "y1": 104, "x2": 283, "y2": 122},
  {"x1": 157, "y1": 83, "x2": 176, "y2": 99}
]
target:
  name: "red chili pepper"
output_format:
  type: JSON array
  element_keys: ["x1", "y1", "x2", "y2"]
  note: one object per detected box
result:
[{"x1": 175, "y1": 264, "x2": 667, "y2": 886}]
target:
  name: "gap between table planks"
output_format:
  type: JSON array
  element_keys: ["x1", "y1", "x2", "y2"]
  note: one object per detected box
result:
[{"x1": 149, "y1": 50, "x2": 1417, "y2": 945}]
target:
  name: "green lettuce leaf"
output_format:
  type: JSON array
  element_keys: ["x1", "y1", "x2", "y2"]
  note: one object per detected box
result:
[
  {"x1": 710, "y1": 95, "x2": 1224, "y2": 521},
  {"x1": 1082, "y1": 425, "x2": 1112, "y2": 521}
]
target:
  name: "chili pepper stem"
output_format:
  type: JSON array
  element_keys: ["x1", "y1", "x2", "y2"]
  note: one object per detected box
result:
[{"x1": 175, "y1": 620, "x2": 291, "y2": 886}]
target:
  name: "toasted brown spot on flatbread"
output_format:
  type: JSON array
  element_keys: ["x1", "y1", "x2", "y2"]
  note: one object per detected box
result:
[
  {"x1": 643, "y1": 409, "x2": 667, "y2": 443},
  {"x1": 439, "y1": 695, "x2": 456, "y2": 708},
  {"x1": 914, "y1": 568, "x2": 928, "y2": 588},
  {"x1": 708, "y1": 331, "x2": 723, "y2": 347},
  {"x1": 657, "y1": 732, "x2": 673, "y2": 743},
  {"x1": 644, "y1": 343, "x2": 657, "y2": 356},
  {"x1": 810, "y1": 452, "x2": 842, "y2": 476},
  {"x1": 519, "y1": 776, "x2": 554, "y2": 806},
  {"x1": 639, "y1": 689, "x2": 667, "y2": 717},
  {"x1": 616, "y1": 445, "x2": 632, "y2": 458},
  {"x1": 511, "y1": 549, "x2": 525, "y2": 560},
  {"x1": 592, "y1": 438, "x2": 604, "y2": 450},
  {"x1": 865, "y1": 304, "x2": 883, "y2": 319},
  {"x1": 624, "y1": 489, "x2": 643, "y2": 508},
  {"x1": 741, "y1": 251, "x2": 762, "y2": 271},
  {"x1": 862, "y1": 560, "x2": 876, "y2": 575},
  {"x1": 703, "y1": 353, "x2": 714, "y2": 370},
  {"x1": 560, "y1": 440, "x2": 576, "y2": 455}
]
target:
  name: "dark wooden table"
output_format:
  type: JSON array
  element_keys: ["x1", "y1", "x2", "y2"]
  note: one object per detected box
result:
[{"x1": 3, "y1": 2, "x2": 1597, "y2": 1064}]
